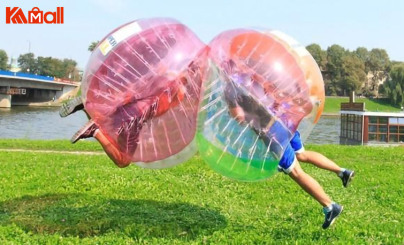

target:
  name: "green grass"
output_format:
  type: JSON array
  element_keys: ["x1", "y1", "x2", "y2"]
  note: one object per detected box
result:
[
  {"x1": 0, "y1": 140, "x2": 403, "y2": 244},
  {"x1": 324, "y1": 97, "x2": 401, "y2": 114}
]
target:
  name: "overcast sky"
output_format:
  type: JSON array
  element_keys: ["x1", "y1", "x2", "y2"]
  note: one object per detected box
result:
[{"x1": 1, "y1": 0, "x2": 403, "y2": 69}]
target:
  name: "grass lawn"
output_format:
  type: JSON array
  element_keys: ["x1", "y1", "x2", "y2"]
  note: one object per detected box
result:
[
  {"x1": 323, "y1": 97, "x2": 402, "y2": 114},
  {"x1": 0, "y1": 140, "x2": 403, "y2": 244}
]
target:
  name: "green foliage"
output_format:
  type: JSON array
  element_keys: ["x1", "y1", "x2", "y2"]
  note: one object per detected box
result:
[
  {"x1": 381, "y1": 63, "x2": 404, "y2": 107},
  {"x1": 306, "y1": 44, "x2": 394, "y2": 97},
  {"x1": 340, "y1": 55, "x2": 367, "y2": 95},
  {"x1": 391, "y1": 60, "x2": 404, "y2": 66},
  {"x1": 0, "y1": 141, "x2": 403, "y2": 244},
  {"x1": 366, "y1": 49, "x2": 390, "y2": 93},
  {"x1": 36, "y1": 56, "x2": 54, "y2": 76},
  {"x1": 0, "y1": 49, "x2": 8, "y2": 70},
  {"x1": 324, "y1": 45, "x2": 369, "y2": 96},
  {"x1": 306, "y1": 44, "x2": 327, "y2": 70},
  {"x1": 354, "y1": 47, "x2": 370, "y2": 73},
  {"x1": 88, "y1": 41, "x2": 100, "y2": 52},
  {"x1": 17, "y1": 53, "x2": 36, "y2": 73},
  {"x1": 326, "y1": 45, "x2": 347, "y2": 75},
  {"x1": 324, "y1": 45, "x2": 348, "y2": 95},
  {"x1": 17, "y1": 53, "x2": 80, "y2": 81}
]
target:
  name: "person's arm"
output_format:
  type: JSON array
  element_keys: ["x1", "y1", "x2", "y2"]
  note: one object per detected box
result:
[
  {"x1": 154, "y1": 76, "x2": 187, "y2": 117},
  {"x1": 224, "y1": 81, "x2": 245, "y2": 123},
  {"x1": 251, "y1": 73, "x2": 276, "y2": 95},
  {"x1": 229, "y1": 106, "x2": 245, "y2": 123}
]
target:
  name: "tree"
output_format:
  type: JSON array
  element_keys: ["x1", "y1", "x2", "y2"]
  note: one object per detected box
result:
[
  {"x1": 306, "y1": 43, "x2": 327, "y2": 70},
  {"x1": 366, "y1": 48, "x2": 390, "y2": 94},
  {"x1": 340, "y1": 54, "x2": 367, "y2": 95},
  {"x1": 354, "y1": 47, "x2": 370, "y2": 73},
  {"x1": 391, "y1": 61, "x2": 404, "y2": 66},
  {"x1": 36, "y1": 56, "x2": 52, "y2": 76},
  {"x1": 62, "y1": 59, "x2": 80, "y2": 80},
  {"x1": 17, "y1": 53, "x2": 36, "y2": 73},
  {"x1": 49, "y1": 58, "x2": 64, "y2": 78},
  {"x1": 382, "y1": 63, "x2": 404, "y2": 106},
  {"x1": 0, "y1": 49, "x2": 8, "y2": 70},
  {"x1": 326, "y1": 45, "x2": 347, "y2": 95},
  {"x1": 17, "y1": 52, "x2": 80, "y2": 80},
  {"x1": 88, "y1": 41, "x2": 100, "y2": 52},
  {"x1": 326, "y1": 45, "x2": 346, "y2": 73}
]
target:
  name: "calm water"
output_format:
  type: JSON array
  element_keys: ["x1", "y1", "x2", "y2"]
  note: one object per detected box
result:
[
  {"x1": 0, "y1": 107, "x2": 340, "y2": 144},
  {"x1": 305, "y1": 116, "x2": 340, "y2": 144},
  {"x1": 0, "y1": 107, "x2": 88, "y2": 140}
]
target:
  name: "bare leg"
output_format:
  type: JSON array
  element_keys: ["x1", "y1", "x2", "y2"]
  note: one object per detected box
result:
[
  {"x1": 289, "y1": 160, "x2": 332, "y2": 207},
  {"x1": 296, "y1": 151, "x2": 341, "y2": 175},
  {"x1": 94, "y1": 129, "x2": 131, "y2": 168}
]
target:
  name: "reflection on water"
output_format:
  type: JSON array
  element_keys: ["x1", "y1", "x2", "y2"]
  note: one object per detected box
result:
[{"x1": 0, "y1": 107, "x2": 341, "y2": 144}]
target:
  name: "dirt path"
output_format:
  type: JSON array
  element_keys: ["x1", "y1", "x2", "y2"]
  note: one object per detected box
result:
[{"x1": 0, "y1": 148, "x2": 105, "y2": 155}]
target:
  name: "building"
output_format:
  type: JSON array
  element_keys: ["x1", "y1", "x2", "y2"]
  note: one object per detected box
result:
[
  {"x1": 361, "y1": 71, "x2": 388, "y2": 97},
  {"x1": 339, "y1": 95, "x2": 404, "y2": 145}
]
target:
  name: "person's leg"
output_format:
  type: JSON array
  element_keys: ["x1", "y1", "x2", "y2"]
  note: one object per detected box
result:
[
  {"x1": 296, "y1": 151, "x2": 341, "y2": 174},
  {"x1": 59, "y1": 96, "x2": 84, "y2": 117},
  {"x1": 278, "y1": 145, "x2": 343, "y2": 229},
  {"x1": 291, "y1": 131, "x2": 355, "y2": 188},
  {"x1": 288, "y1": 159, "x2": 332, "y2": 207},
  {"x1": 114, "y1": 97, "x2": 157, "y2": 157},
  {"x1": 70, "y1": 120, "x2": 131, "y2": 168},
  {"x1": 93, "y1": 129, "x2": 131, "y2": 168},
  {"x1": 296, "y1": 150, "x2": 355, "y2": 188}
]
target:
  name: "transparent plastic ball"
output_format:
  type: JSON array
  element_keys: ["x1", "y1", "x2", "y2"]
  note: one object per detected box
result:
[
  {"x1": 197, "y1": 29, "x2": 324, "y2": 181},
  {"x1": 81, "y1": 18, "x2": 207, "y2": 168}
]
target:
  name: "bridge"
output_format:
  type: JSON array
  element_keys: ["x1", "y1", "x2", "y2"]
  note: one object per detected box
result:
[{"x1": 0, "y1": 70, "x2": 80, "y2": 108}]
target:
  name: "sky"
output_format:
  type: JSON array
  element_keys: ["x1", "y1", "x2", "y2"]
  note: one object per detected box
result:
[{"x1": 1, "y1": 0, "x2": 403, "y2": 69}]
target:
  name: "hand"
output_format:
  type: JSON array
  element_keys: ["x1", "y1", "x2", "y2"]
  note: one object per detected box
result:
[
  {"x1": 262, "y1": 82, "x2": 274, "y2": 95},
  {"x1": 229, "y1": 106, "x2": 245, "y2": 124},
  {"x1": 174, "y1": 84, "x2": 186, "y2": 103}
]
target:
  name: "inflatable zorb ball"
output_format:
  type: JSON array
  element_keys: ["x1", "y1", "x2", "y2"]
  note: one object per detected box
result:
[
  {"x1": 81, "y1": 18, "x2": 207, "y2": 168},
  {"x1": 197, "y1": 29, "x2": 324, "y2": 181}
]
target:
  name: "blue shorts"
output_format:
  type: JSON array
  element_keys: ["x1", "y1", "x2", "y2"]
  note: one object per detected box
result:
[{"x1": 278, "y1": 131, "x2": 305, "y2": 174}]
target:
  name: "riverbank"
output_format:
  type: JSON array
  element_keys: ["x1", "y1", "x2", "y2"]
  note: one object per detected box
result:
[
  {"x1": 11, "y1": 101, "x2": 62, "y2": 107},
  {"x1": 0, "y1": 140, "x2": 403, "y2": 244},
  {"x1": 321, "y1": 112, "x2": 339, "y2": 116}
]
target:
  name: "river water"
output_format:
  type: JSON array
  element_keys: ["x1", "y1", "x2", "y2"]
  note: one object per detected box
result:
[{"x1": 0, "y1": 107, "x2": 340, "y2": 144}]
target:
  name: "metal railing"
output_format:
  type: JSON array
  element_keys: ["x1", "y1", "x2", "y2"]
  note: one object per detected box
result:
[{"x1": 0, "y1": 70, "x2": 80, "y2": 86}]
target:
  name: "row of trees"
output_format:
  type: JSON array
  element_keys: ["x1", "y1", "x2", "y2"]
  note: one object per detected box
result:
[
  {"x1": 306, "y1": 44, "x2": 390, "y2": 96},
  {"x1": 305, "y1": 44, "x2": 403, "y2": 106},
  {"x1": 0, "y1": 49, "x2": 81, "y2": 81},
  {"x1": 17, "y1": 53, "x2": 81, "y2": 81}
]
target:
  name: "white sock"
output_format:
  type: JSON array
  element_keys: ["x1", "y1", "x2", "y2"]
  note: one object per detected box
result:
[
  {"x1": 323, "y1": 203, "x2": 334, "y2": 213},
  {"x1": 338, "y1": 168, "x2": 346, "y2": 178},
  {"x1": 94, "y1": 129, "x2": 99, "y2": 137}
]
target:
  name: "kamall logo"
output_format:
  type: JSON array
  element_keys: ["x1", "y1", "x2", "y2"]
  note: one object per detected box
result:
[{"x1": 6, "y1": 7, "x2": 64, "y2": 24}]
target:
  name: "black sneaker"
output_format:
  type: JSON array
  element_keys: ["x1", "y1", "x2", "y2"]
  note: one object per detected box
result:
[
  {"x1": 322, "y1": 203, "x2": 343, "y2": 229},
  {"x1": 71, "y1": 120, "x2": 98, "y2": 143},
  {"x1": 340, "y1": 169, "x2": 355, "y2": 188},
  {"x1": 59, "y1": 97, "x2": 84, "y2": 117}
]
